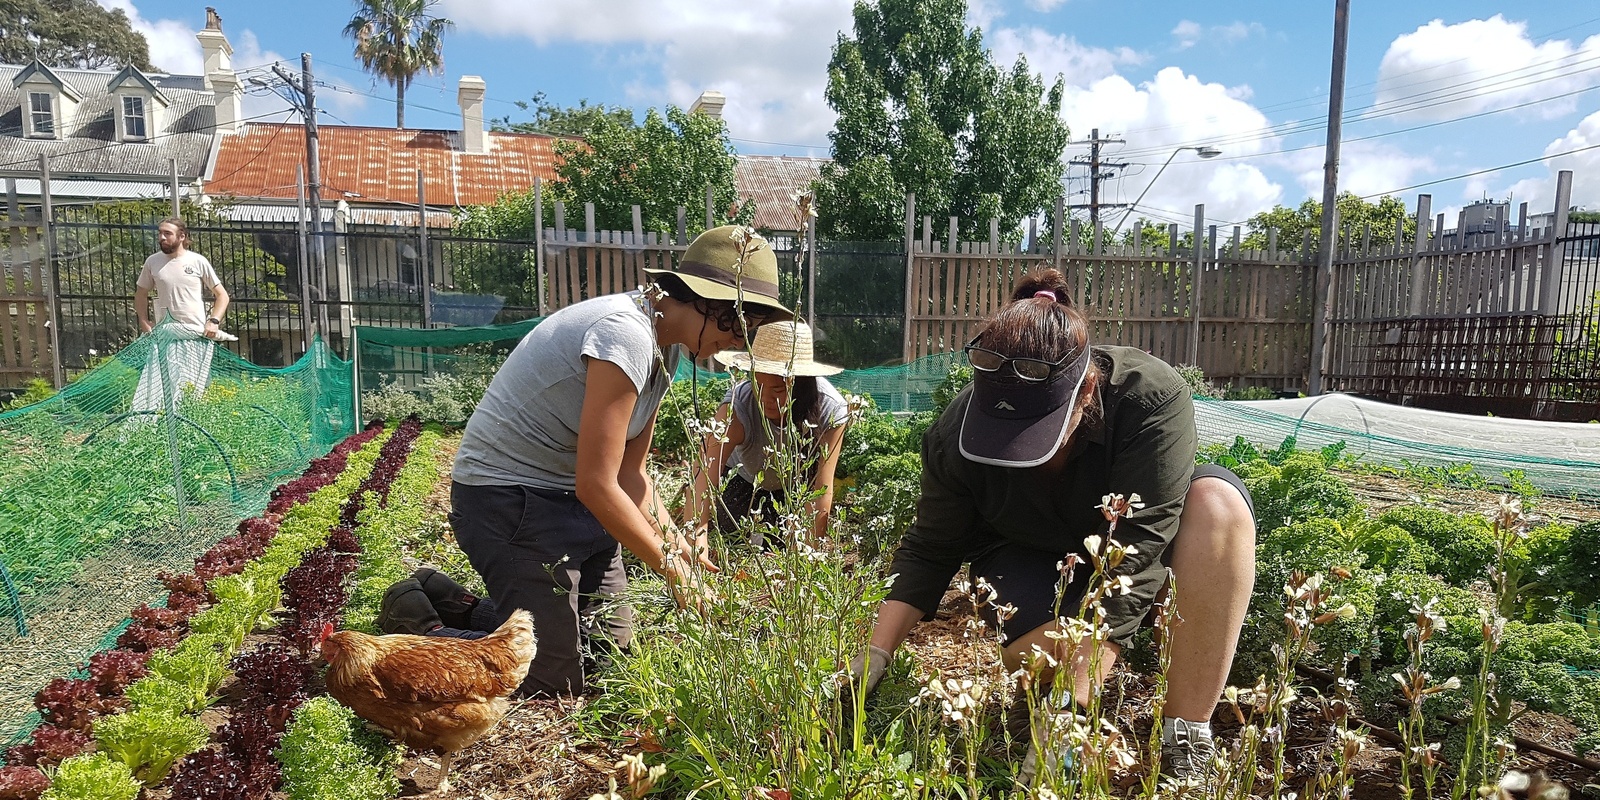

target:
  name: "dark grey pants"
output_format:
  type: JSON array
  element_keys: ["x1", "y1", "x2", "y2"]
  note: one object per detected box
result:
[{"x1": 440, "y1": 481, "x2": 633, "y2": 696}]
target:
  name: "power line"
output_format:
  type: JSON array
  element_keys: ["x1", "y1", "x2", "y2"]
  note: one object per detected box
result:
[{"x1": 1357, "y1": 140, "x2": 1600, "y2": 200}]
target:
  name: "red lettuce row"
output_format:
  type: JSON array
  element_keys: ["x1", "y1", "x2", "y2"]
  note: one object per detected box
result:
[{"x1": 1, "y1": 424, "x2": 386, "y2": 788}]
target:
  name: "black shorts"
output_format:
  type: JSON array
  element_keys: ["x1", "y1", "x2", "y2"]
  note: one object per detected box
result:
[{"x1": 970, "y1": 464, "x2": 1253, "y2": 646}]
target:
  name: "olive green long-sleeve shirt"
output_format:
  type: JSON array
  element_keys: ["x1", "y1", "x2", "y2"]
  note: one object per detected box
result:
[{"x1": 885, "y1": 345, "x2": 1198, "y2": 647}]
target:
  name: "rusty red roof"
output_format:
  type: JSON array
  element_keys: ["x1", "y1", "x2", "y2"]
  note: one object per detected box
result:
[
  {"x1": 736, "y1": 154, "x2": 829, "y2": 232},
  {"x1": 204, "y1": 122, "x2": 564, "y2": 207}
]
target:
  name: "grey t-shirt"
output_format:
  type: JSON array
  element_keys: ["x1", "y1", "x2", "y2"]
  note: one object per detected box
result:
[
  {"x1": 453, "y1": 292, "x2": 682, "y2": 490},
  {"x1": 726, "y1": 377, "x2": 849, "y2": 490}
]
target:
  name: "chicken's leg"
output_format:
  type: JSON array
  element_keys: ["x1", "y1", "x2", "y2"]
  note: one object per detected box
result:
[{"x1": 434, "y1": 751, "x2": 453, "y2": 795}]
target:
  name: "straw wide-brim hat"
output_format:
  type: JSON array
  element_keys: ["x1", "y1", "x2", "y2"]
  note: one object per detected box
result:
[
  {"x1": 713, "y1": 321, "x2": 842, "y2": 377},
  {"x1": 643, "y1": 225, "x2": 793, "y2": 319}
]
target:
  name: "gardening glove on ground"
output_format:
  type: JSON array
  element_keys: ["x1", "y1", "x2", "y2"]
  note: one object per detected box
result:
[{"x1": 849, "y1": 644, "x2": 892, "y2": 697}]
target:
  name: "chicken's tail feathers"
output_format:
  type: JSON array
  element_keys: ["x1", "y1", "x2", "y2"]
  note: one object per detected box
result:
[{"x1": 492, "y1": 608, "x2": 536, "y2": 665}]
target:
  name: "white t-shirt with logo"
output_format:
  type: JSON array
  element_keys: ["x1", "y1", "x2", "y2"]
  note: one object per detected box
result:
[{"x1": 136, "y1": 251, "x2": 223, "y2": 329}]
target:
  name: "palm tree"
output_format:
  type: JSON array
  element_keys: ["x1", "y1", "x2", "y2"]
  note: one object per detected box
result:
[{"x1": 342, "y1": 0, "x2": 453, "y2": 129}]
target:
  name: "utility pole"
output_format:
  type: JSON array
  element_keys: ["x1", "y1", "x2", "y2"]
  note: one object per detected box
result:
[
  {"x1": 1067, "y1": 128, "x2": 1129, "y2": 228},
  {"x1": 1308, "y1": 0, "x2": 1350, "y2": 397},
  {"x1": 276, "y1": 54, "x2": 329, "y2": 338}
]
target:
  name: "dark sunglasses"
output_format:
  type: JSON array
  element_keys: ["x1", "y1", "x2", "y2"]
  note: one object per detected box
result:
[{"x1": 964, "y1": 335, "x2": 1077, "y2": 382}]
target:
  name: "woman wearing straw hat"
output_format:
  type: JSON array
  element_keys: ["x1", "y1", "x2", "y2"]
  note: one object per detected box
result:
[
  {"x1": 685, "y1": 321, "x2": 851, "y2": 547},
  {"x1": 376, "y1": 225, "x2": 789, "y2": 698}
]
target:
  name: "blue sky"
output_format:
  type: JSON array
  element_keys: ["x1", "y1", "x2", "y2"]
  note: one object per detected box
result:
[{"x1": 100, "y1": 0, "x2": 1600, "y2": 229}]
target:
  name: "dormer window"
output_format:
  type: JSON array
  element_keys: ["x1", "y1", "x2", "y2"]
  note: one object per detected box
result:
[
  {"x1": 28, "y1": 92, "x2": 54, "y2": 138},
  {"x1": 122, "y1": 95, "x2": 147, "y2": 140}
]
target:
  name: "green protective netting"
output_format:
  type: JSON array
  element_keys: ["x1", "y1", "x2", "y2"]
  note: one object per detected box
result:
[
  {"x1": 355, "y1": 319, "x2": 963, "y2": 422},
  {"x1": 0, "y1": 321, "x2": 353, "y2": 742},
  {"x1": 1194, "y1": 394, "x2": 1600, "y2": 500}
]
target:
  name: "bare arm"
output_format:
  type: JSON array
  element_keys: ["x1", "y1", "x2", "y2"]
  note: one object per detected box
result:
[
  {"x1": 868, "y1": 600, "x2": 925, "y2": 655},
  {"x1": 204, "y1": 285, "x2": 230, "y2": 338},
  {"x1": 805, "y1": 422, "x2": 849, "y2": 540},
  {"x1": 623, "y1": 411, "x2": 717, "y2": 572},
  {"x1": 133, "y1": 286, "x2": 151, "y2": 333}
]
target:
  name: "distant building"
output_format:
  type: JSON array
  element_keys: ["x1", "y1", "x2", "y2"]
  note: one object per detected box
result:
[
  {"x1": 734, "y1": 154, "x2": 828, "y2": 246},
  {"x1": 0, "y1": 16, "x2": 242, "y2": 202}
]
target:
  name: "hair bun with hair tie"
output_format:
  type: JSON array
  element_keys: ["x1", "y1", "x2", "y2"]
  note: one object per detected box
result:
[{"x1": 1033, "y1": 290, "x2": 1058, "y2": 302}]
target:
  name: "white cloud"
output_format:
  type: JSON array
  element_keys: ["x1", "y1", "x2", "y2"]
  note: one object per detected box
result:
[
  {"x1": 1048, "y1": 66, "x2": 1283, "y2": 224},
  {"x1": 1170, "y1": 21, "x2": 1202, "y2": 50},
  {"x1": 1375, "y1": 15, "x2": 1600, "y2": 122},
  {"x1": 1502, "y1": 110, "x2": 1600, "y2": 211},
  {"x1": 1171, "y1": 20, "x2": 1263, "y2": 52},
  {"x1": 1285, "y1": 140, "x2": 1434, "y2": 200},
  {"x1": 1024, "y1": 0, "x2": 1068, "y2": 13},
  {"x1": 443, "y1": 0, "x2": 850, "y2": 150},
  {"x1": 988, "y1": 28, "x2": 1142, "y2": 87}
]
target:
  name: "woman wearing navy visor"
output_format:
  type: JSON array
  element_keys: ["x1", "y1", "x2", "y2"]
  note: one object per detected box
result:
[{"x1": 849, "y1": 268, "x2": 1257, "y2": 786}]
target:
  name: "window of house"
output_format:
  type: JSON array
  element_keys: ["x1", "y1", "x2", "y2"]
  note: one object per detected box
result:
[
  {"x1": 28, "y1": 92, "x2": 54, "y2": 137},
  {"x1": 122, "y1": 95, "x2": 147, "y2": 140}
]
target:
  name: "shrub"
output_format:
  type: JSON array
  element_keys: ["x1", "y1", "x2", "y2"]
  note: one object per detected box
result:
[
  {"x1": 360, "y1": 372, "x2": 489, "y2": 424},
  {"x1": 1235, "y1": 451, "x2": 1360, "y2": 535},
  {"x1": 93, "y1": 708, "x2": 208, "y2": 787},
  {"x1": 38, "y1": 753, "x2": 139, "y2": 800},
  {"x1": 844, "y1": 451, "x2": 922, "y2": 558},
  {"x1": 1350, "y1": 522, "x2": 1431, "y2": 575},
  {"x1": 652, "y1": 375, "x2": 732, "y2": 465},
  {"x1": 930, "y1": 361, "x2": 973, "y2": 415},
  {"x1": 1554, "y1": 520, "x2": 1600, "y2": 610},
  {"x1": 276, "y1": 697, "x2": 400, "y2": 800},
  {"x1": 1378, "y1": 507, "x2": 1496, "y2": 587},
  {"x1": 1372, "y1": 572, "x2": 1484, "y2": 673}
]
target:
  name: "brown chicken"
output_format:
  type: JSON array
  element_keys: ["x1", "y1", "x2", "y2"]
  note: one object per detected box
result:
[{"x1": 317, "y1": 609, "x2": 535, "y2": 794}]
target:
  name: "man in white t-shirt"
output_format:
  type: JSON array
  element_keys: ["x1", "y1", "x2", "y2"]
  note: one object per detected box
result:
[
  {"x1": 134, "y1": 217, "x2": 229, "y2": 336},
  {"x1": 129, "y1": 217, "x2": 231, "y2": 412}
]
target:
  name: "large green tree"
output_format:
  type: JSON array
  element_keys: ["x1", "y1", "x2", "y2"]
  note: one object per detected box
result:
[
  {"x1": 0, "y1": 0, "x2": 151, "y2": 71},
  {"x1": 490, "y1": 92, "x2": 635, "y2": 137},
  {"x1": 342, "y1": 0, "x2": 452, "y2": 129},
  {"x1": 814, "y1": 0, "x2": 1070, "y2": 240},
  {"x1": 549, "y1": 105, "x2": 751, "y2": 234},
  {"x1": 1243, "y1": 193, "x2": 1414, "y2": 252}
]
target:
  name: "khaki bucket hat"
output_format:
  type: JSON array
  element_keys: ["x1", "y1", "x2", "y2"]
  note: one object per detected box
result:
[
  {"x1": 644, "y1": 225, "x2": 793, "y2": 319},
  {"x1": 714, "y1": 321, "x2": 842, "y2": 377}
]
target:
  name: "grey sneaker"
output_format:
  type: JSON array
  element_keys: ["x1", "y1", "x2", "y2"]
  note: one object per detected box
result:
[{"x1": 1158, "y1": 726, "x2": 1218, "y2": 785}]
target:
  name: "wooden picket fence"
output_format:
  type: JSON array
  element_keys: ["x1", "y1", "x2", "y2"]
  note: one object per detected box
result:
[
  {"x1": 903, "y1": 199, "x2": 1314, "y2": 389},
  {"x1": 0, "y1": 217, "x2": 53, "y2": 387}
]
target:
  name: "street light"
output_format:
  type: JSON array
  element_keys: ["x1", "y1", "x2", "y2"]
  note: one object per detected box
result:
[{"x1": 1111, "y1": 145, "x2": 1222, "y2": 235}]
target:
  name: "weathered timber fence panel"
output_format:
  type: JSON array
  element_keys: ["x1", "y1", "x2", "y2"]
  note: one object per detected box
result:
[
  {"x1": 0, "y1": 218, "x2": 52, "y2": 385},
  {"x1": 903, "y1": 198, "x2": 1315, "y2": 390}
]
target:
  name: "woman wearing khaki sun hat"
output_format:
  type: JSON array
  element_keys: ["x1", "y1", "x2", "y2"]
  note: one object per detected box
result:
[
  {"x1": 375, "y1": 225, "x2": 789, "y2": 699},
  {"x1": 684, "y1": 321, "x2": 852, "y2": 547}
]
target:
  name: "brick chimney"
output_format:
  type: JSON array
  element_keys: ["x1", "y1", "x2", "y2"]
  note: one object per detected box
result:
[{"x1": 458, "y1": 76, "x2": 486, "y2": 154}]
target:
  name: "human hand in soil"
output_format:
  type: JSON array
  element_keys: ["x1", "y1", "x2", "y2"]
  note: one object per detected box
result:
[
  {"x1": 848, "y1": 644, "x2": 892, "y2": 696},
  {"x1": 671, "y1": 530, "x2": 720, "y2": 573}
]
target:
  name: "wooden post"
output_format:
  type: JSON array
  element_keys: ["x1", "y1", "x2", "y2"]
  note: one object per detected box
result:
[
  {"x1": 1052, "y1": 196, "x2": 1065, "y2": 274},
  {"x1": 1538, "y1": 170, "x2": 1574, "y2": 314},
  {"x1": 631, "y1": 205, "x2": 644, "y2": 239},
  {"x1": 169, "y1": 158, "x2": 181, "y2": 219},
  {"x1": 901, "y1": 193, "x2": 917, "y2": 362},
  {"x1": 417, "y1": 169, "x2": 432, "y2": 327},
  {"x1": 806, "y1": 213, "x2": 818, "y2": 325},
  {"x1": 534, "y1": 177, "x2": 547, "y2": 316},
  {"x1": 676, "y1": 205, "x2": 687, "y2": 246},
  {"x1": 988, "y1": 218, "x2": 999, "y2": 251},
  {"x1": 38, "y1": 155, "x2": 63, "y2": 388},
  {"x1": 584, "y1": 202, "x2": 596, "y2": 242},
  {"x1": 1189, "y1": 204, "x2": 1205, "y2": 365},
  {"x1": 295, "y1": 165, "x2": 314, "y2": 351},
  {"x1": 1408, "y1": 194, "x2": 1432, "y2": 316}
]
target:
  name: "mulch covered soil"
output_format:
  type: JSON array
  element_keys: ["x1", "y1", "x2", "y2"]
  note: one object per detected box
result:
[{"x1": 360, "y1": 453, "x2": 1600, "y2": 798}]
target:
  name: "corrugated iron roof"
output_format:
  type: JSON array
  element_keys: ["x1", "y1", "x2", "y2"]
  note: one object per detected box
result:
[
  {"x1": 205, "y1": 122, "x2": 564, "y2": 208},
  {"x1": 0, "y1": 63, "x2": 216, "y2": 179},
  {"x1": 736, "y1": 154, "x2": 829, "y2": 233}
]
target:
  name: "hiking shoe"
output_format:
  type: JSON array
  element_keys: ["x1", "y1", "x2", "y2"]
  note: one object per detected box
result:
[
  {"x1": 413, "y1": 567, "x2": 478, "y2": 629},
  {"x1": 377, "y1": 577, "x2": 443, "y2": 635},
  {"x1": 1158, "y1": 727, "x2": 1218, "y2": 786}
]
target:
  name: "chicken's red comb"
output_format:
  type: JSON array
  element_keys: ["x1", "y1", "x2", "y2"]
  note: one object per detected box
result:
[{"x1": 318, "y1": 621, "x2": 334, "y2": 643}]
